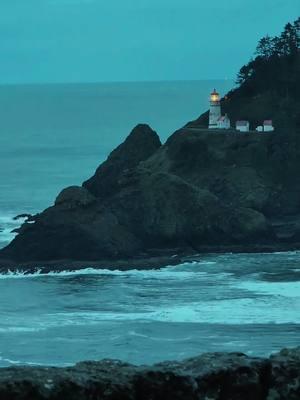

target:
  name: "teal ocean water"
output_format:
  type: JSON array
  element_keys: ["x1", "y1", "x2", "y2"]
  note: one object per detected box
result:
[
  {"x1": 0, "y1": 253, "x2": 299, "y2": 367},
  {"x1": 0, "y1": 81, "x2": 299, "y2": 367}
]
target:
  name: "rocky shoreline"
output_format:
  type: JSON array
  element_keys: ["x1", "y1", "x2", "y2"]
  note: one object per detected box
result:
[
  {"x1": 1, "y1": 242, "x2": 300, "y2": 273},
  {"x1": 0, "y1": 347, "x2": 299, "y2": 399}
]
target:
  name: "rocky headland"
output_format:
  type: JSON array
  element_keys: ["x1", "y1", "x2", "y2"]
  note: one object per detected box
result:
[
  {"x1": 0, "y1": 35, "x2": 299, "y2": 271},
  {"x1": 0, "y1": 118, "x2": 300, "y2": 272},
  {"x1": 0, "y1": 347, "x2": 299, "y2": 400}
]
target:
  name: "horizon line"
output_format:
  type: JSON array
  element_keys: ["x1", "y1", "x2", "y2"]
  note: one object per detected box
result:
[{"x1": 0, "y1": 78, "x2": 235, "y2": 87}]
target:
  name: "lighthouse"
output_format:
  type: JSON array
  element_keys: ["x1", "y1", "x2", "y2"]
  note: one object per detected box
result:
[{"x1": 209, "y1": 89, "x2": 221, "y2": 129}]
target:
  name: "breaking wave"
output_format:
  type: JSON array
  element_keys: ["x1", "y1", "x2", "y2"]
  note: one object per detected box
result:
[
  {"x1": 0, "y1": 263, "x2": 227, "y2": 281},
  {"x1": 0, "y1": 214, "x2": 21, "y2": 248}
]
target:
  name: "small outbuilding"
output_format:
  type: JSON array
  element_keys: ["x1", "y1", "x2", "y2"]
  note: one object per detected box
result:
[
  {"x1": 256, "y1": 120, "x2": 275, "y2": 133},
  {"x1": 263, "y1": 120, "x2": 274, "y2": 132},
  {"x1": 217, "y1": 114, "x2": 231, "y2": 129},
  {"x1": 236, "y1": 120, "x2": 250, "y2": 132}
]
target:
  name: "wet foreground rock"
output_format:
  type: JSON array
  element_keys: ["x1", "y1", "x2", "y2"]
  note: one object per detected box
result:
[{"x1": 0, "y1": 348, "x2": 299, "y2": 400}]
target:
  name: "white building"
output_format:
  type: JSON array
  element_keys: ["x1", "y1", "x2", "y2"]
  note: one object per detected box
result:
[
  {"x1": 263, "y1": 120, "x2": 274, "y2": 132},
  {"x1": 209, "y1": 89, "x2": 221, "y2": 129},
  {"x1": 236, "y1": 120, "x2": 250, "y2": 132},
  {"x1": 256, "y1": 120, "x2": 275, "y2": 132},
  {"x1": 217, "y1": 114, "x2": 231, "y2": 129}
]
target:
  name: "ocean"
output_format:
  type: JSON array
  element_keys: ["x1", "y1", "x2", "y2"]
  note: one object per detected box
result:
[{"x1": 0, "y1": 80, "x2": 299, "y2": 367}]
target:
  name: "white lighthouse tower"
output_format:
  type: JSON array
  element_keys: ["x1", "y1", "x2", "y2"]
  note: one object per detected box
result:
[{"x1": 209, "y1": 89, "x2": 221, "y2": 129}]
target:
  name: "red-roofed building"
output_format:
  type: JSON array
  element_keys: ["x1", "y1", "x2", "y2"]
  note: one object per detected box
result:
[{"x1": 263, "y1": 120, "x2": 274, "y2": 131}]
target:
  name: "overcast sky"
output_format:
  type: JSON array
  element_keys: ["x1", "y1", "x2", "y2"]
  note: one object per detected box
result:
[{"x1": 0, "y1": 0, "x2": 299, "y2": 83}]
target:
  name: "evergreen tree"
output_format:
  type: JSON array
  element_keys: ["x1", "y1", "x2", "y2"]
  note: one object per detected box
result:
[
  {"x1": 237, "y1": 17, "x2": 300, "y2": 86},
  {"x1": 279, "y1": 22, "x2": 298, "y2": 56},
  {"x1": 271, "y1": 36, "x2": 284, "y2": 56},
  {"x1": 255, "y1": 35, "x2": 274, "y2": 58},
  {"x1": 294, "y1": 17, "x2": 300, "y2": 48},
  {"x1": 237, "y1": 63, "x2": 254, "y2": 84}
]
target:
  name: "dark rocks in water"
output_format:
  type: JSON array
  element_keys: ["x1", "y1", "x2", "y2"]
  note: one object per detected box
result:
[
  {"x1": 1, "y1": 204, "x2": 142, "y2": 262},
  {"x1": 13, "y1": 214, "x2": 32, "y2": 221},
  {"x1": 11, "y1": 214, "x2": 37, "y2": 235},
  {"x1": 0, "y1": 347, "x2": 299, "y2": 399}
]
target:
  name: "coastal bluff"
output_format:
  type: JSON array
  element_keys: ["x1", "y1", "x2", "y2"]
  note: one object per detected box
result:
[
  {"x1": 0, "y1": 347, "x2": 299, "y2": 400},
  {"x1": 0, "y1": 121, "x2": 300, "y2": 269}
]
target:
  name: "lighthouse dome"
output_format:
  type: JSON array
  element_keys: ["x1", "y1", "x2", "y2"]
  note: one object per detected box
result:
[{"x1": 210, "y1": 89, "x2": 220, "y2": 102}]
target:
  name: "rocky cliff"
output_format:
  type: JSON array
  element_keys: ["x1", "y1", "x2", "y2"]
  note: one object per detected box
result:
[
  {"x1": 0, "y1": 119, "x2": 300, "y2": 269},
  {"x1": 0, "y1": 51, "x2": 300, "y2": 268},
  {"x1": 0, "y1": 347, "x2": 299, "y2": 400}
]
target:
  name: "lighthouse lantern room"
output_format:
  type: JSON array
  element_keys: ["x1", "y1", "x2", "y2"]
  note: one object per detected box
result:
[{"x1": 209, "y1": 89, "x2": 221, "y2": 129}]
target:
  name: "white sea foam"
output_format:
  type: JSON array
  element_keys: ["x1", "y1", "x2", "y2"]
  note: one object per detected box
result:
[
  {"x1": 0, "y1": 257, "x2": 238, "y2": 281},
  {"x1": 19, "y1": 289, "x2": 298, "y2": 325},
  {"x1": 0, "y1": 213, "x2": 32, "y2": 249},
  {"x1": 0, "y1": 281, "x2": 298, "y2": 332},
  {"x1": 145, "y1": 295, "x2": 300, "y2": 324},
  {"x1": 0, "y1": 264, "x2": 215, "y2": 280},
  {"x1": 0, "y1": 356, "x2": 24, "y2": 365},
  {"x1": 0, "y1": 214, "x2": 20, "y2": 245},
  {"x1": 128, "y1": 330, "x2": 192, "y2": 342},
  {"x1": 0, "y1": 356, "x2": 70, "y2": 367},
  {"x1": 0, "y1": 326, "x2": 45, "y2": 333},
  {"x1": 273, "y1": 250, "x2": 300, "y2": 255},
  {"x1": 235, "y1": 280, "x2": 300, "y2": 298}
]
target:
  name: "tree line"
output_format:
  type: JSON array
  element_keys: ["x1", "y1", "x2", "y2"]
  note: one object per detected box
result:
[{"x1": 237, "y1": 17, "x2": 299, "y2": 85}]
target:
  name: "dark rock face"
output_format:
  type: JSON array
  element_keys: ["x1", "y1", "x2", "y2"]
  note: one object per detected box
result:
[
  {"x1": 269, "y1": 348, "x2": 300, "y2": 400},
  {"x1": 55, "y1": 186, "x2": 96, "y2": 209},
  {"x1": 0, "y1": 125, "x2": 162, "y2": 263},
  {"x1": 83, "y1": 124, "x2": 162, "y2": 199},
  {"x1": 1, "y1": 121, "x2": 300, "y2": 266},
  {"x1": 0, "y1": 348, "x2": 299, "y2": 400}
]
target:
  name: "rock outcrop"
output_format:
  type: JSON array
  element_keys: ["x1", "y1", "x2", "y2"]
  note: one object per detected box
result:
[
  {"x1": 55, "y1": 186, "x2": 96, "y2": 209},
  {"x1": 0, "y1": 347, "x2": 299, "y2": 400},
  {"x1": 83, "y1": 124, "x2": 162, "y2": 199}
]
